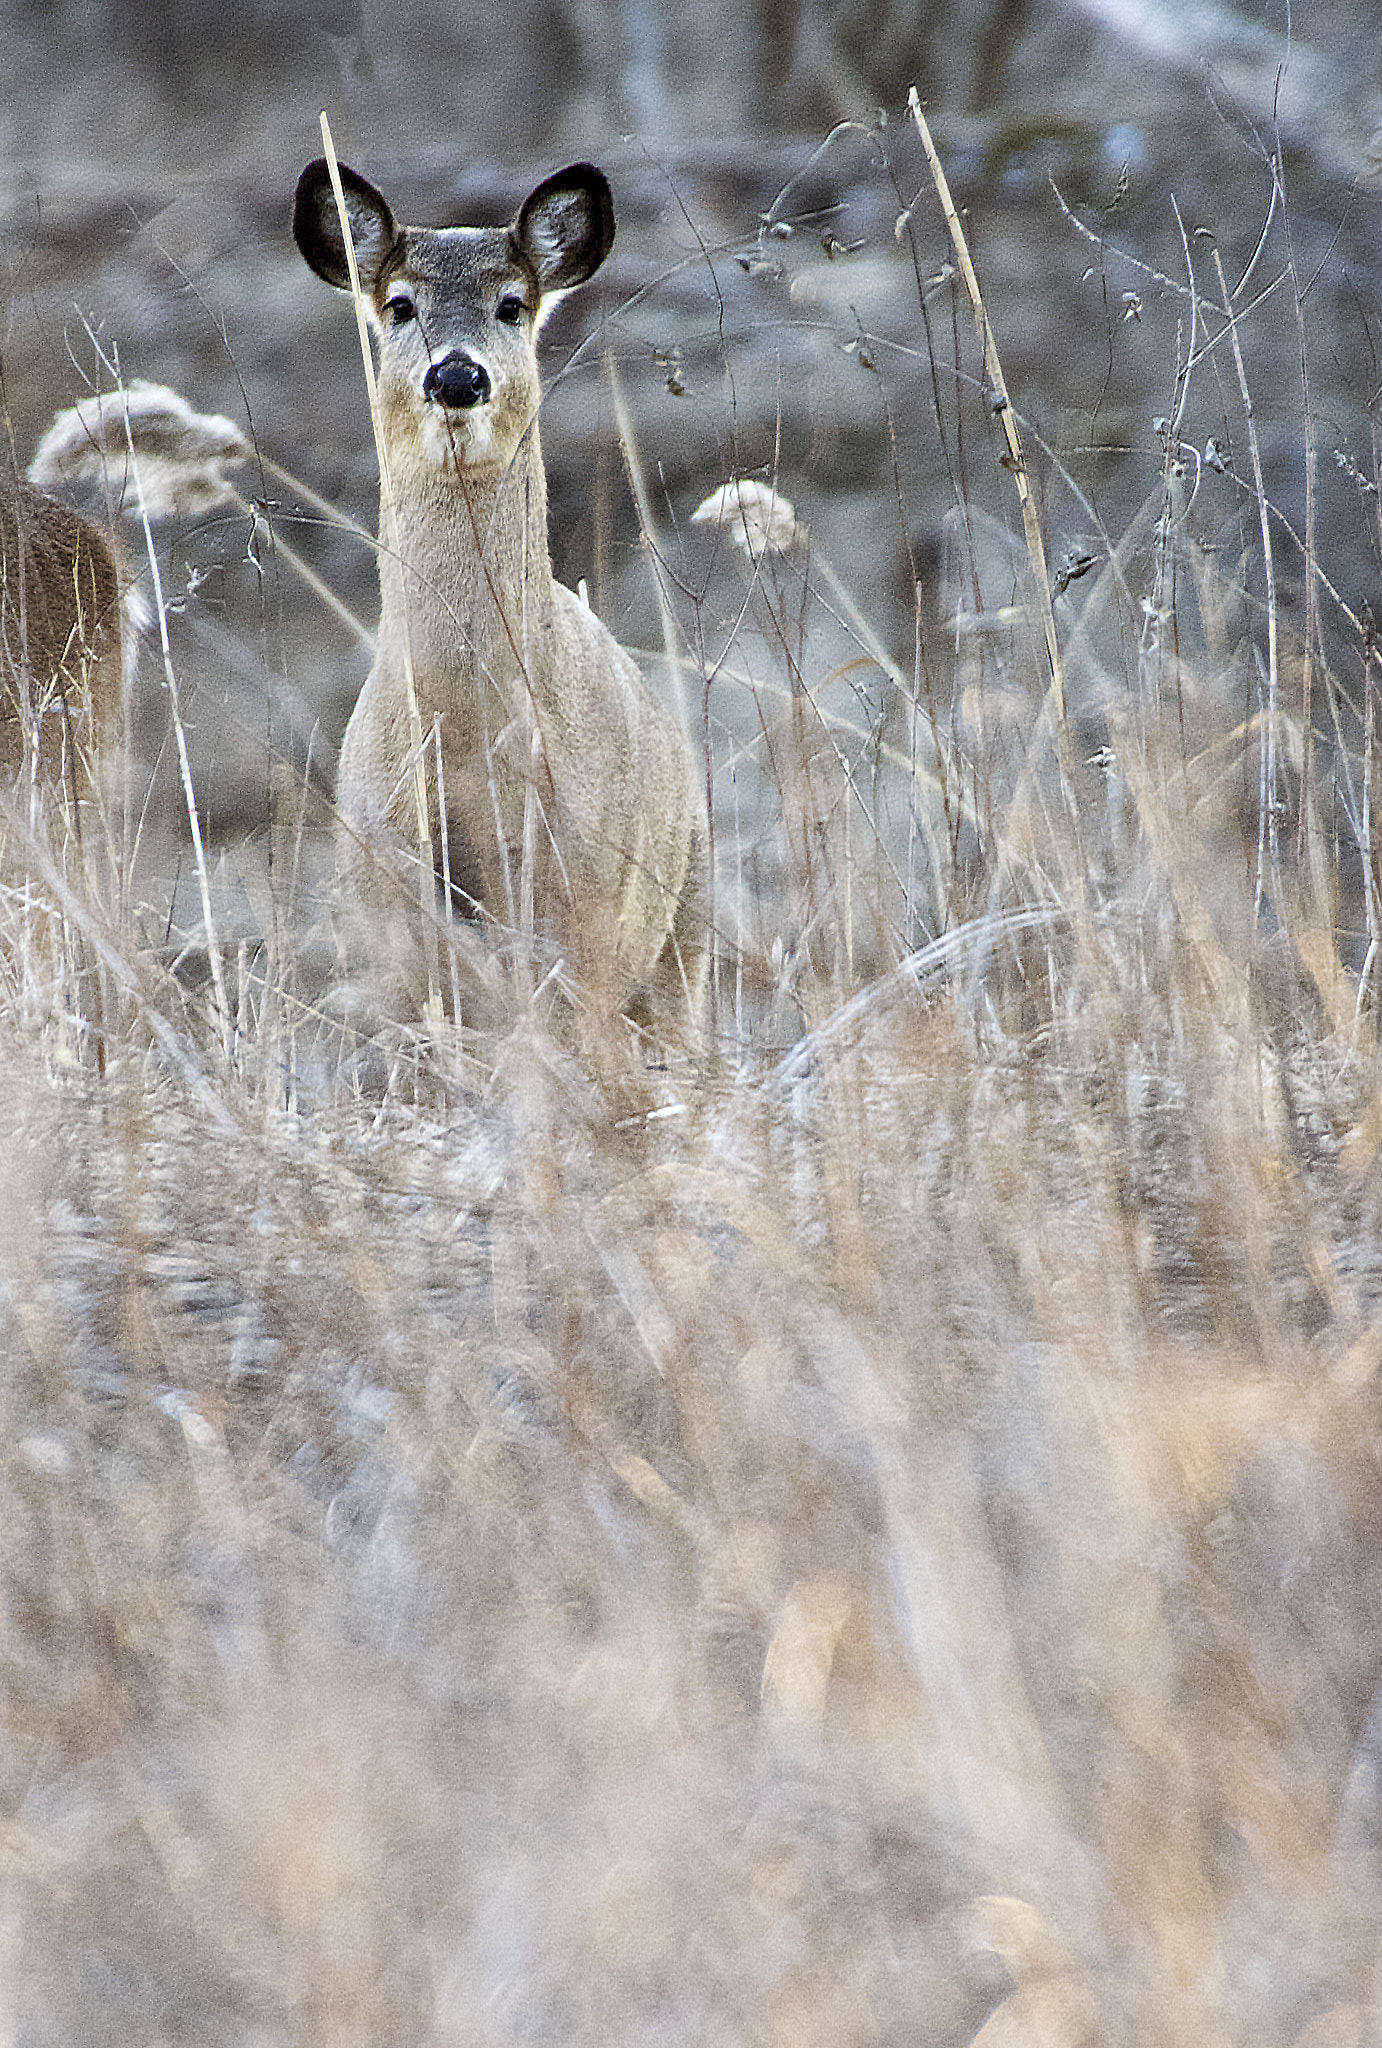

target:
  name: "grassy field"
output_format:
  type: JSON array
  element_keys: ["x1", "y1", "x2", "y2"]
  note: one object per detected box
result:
[{"x1": 4, "y1": 102, "x2": 1382, "y2": 2046}]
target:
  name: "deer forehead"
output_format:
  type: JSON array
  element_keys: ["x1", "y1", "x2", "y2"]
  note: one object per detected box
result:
[{"x1": 379, "y1": 226, "x2": 533, "y2": 310}]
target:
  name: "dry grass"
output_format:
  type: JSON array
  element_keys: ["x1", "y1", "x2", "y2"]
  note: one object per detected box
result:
[{"x1": 3, "y1": 108, "x2": 1382, "y2": 2047}]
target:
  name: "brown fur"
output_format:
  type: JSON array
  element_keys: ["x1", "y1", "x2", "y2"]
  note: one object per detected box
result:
[{"x1": 0, "y1": 477, "x2": 122, "y2": 802}]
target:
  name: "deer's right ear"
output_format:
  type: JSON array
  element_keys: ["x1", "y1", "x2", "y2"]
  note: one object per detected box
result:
[{"x1": 293, "y1": 159, "x2": 399, "y2": 291}]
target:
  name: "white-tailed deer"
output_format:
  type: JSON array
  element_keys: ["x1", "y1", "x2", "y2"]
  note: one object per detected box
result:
[
  {"x1": 0, "y1": 474, "x2": 123, "y2": 811},
  {"x1": 292, "y1": 157, "x2": 706, "y2": 1031}
]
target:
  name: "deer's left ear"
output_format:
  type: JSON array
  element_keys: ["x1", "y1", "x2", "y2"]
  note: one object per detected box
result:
[{"x1": 514, "y1": 165, "x2": 615, "y2": 295}]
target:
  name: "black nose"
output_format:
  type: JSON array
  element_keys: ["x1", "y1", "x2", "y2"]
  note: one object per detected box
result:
[{"x1": 423, "y1": 354, "x2": 490, "y2": 409}]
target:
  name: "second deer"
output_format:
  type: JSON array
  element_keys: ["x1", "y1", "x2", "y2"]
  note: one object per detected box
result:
[
  {"x1": 292, "y1": 156, "x2": 706, "y2": 1033},
  {"x1": 0, "y1": 474, "x2": 123, "y2": 817}
]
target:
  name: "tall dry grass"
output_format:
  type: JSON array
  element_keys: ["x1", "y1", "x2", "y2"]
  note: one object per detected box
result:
[{"x1": 2, "y1": 103, "x2": 1382, "y2": 2046}]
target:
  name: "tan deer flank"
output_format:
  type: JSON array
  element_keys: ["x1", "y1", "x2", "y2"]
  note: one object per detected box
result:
[{"x1": 292, "y1": 157, "x2": 706, "y2": 1030}]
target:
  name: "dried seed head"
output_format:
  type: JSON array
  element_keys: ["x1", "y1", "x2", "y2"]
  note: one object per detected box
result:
[
  {"x1": 690, "y1": 478, "x2": 805, "y2": 558},
  {"x1": 30, "y1": 380, "x2": 251, "y2": 519}
]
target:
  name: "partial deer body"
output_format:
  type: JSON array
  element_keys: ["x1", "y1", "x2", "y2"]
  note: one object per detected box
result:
[
  {"x1": 293, "y1": 157, "x2": 705, "y2": 1027},
  {"x1": 0, "y1": 476, "x2": 123, "y2": 802}
]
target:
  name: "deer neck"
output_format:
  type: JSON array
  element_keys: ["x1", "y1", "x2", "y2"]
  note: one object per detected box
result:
[{"x1": 377, "y1": 423, "x2": 556, "y2": 709}]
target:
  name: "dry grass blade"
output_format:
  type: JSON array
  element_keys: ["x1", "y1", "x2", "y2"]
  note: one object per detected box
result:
[
  {"x1": 908, "y1": 90, "x2": 1065, "y2": 729},
  {"x1": 319, "y1": 110, "x2": 442, "y2": 1025}
]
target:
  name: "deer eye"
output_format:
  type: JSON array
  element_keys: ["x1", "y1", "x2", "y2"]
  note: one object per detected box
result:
[
  {"x1": 496, "y1": 292, "x2": 527, "y2": 326},
  {"x1": 385, "y1": 292, "x2": 416, "y2": 326}
]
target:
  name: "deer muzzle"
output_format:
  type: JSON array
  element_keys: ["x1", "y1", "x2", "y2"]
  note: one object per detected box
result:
[{"x1": 423, "y1": 353, "x2": 491, "y2": 409}]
